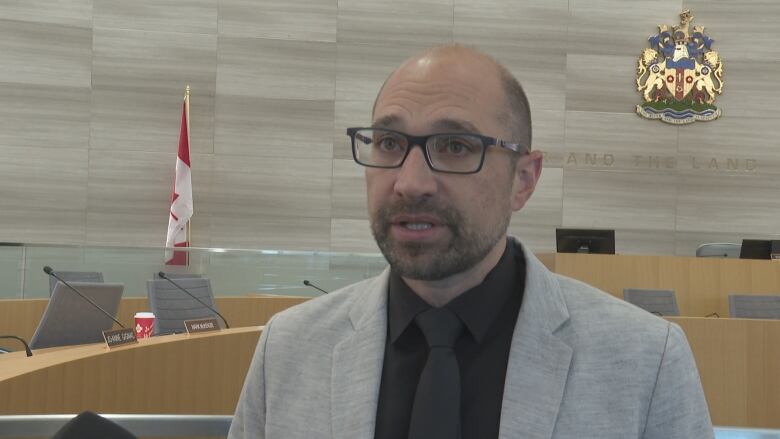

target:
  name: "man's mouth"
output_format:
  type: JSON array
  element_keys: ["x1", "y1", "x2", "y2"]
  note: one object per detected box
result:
[
  {"x1": 400, "y1": 222, "x2": 434, "y2": 230},
  {"x1": 392, "y1": 214, "x2": 441, "y2": 230}
]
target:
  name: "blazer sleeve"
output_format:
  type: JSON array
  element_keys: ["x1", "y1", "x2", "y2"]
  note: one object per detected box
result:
[
  {"x1": 228, "y1": 315, "x2": 276, "y2": 439},
  {"x1": 642, "y1": 322, "x2": 715, "y2": 439}
]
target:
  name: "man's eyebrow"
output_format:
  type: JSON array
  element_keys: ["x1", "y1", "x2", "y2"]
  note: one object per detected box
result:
[
  {"x1": 371, "y1": 116, "x2": 482, "y2": 134},
  {"x1": 372, "y1": 115, "x2": 402, "y2": 129},
  {"x1": 430, "y1": 119, "x2": 481, "y2": 134}
]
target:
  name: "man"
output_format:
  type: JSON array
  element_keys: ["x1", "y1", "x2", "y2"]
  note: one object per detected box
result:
[{"x1": 229, "y1": 45, "x2": 714, "y2": 439}]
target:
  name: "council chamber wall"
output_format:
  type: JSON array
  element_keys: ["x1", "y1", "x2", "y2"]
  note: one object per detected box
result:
[{"x1": 0, "y1": 0, "x2": 778, "y2": 254}]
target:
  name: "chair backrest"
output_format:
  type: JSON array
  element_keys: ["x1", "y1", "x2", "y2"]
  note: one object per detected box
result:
[
  {"x1": 623, "y1": 288, "x2": 680, "y2": 316},
  {"x1": 146, "y1": 278, "x2": 220, "y2": 335},
  {"x1": 31, "y1": 282, "x2": 124, "y2": 349},
  {"x1": 153, "y1": 272, "x2": 203, "y2": 279},
  {"x1": 728, "y1": 294, "x2": 780, "y2": 319},
  {"x1": 695, "y1": 243, "x2": 741, "y2": 258},
  {"x1": 48, "y1": 271, "x2": 104, "y2": 295}
]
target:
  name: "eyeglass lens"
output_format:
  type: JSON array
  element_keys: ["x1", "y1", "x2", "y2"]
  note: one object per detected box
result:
[{"x1": 353, "y1": 129, "x2": 485, "y2": 173}]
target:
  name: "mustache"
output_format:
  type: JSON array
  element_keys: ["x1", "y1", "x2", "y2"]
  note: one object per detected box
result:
[{"x1": 374, "y1": 199, "x2": 460, "y2": 227}]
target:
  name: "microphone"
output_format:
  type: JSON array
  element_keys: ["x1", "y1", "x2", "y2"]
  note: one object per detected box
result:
[
  {"x1": 0, "y1": 335, "x2": 33, "y2": 357},
  {"x1": 303, "y1": 280, "x2": 329, "y2": 295},
  {"x1": 43, "y1": 266, "x2": 125, "y2": 328},
  {"x1": 157, "y1": 272, "x2": 230, "y2": 329}
]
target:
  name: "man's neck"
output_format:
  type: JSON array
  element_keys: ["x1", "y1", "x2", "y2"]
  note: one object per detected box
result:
[{"x1": 402, "y1": 237, "x2": 508, "y2": 307}]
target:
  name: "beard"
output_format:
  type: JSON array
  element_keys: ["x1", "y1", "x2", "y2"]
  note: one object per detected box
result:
[{"x1": 370, "y1": 198, "x2": 510, "y2": 281}]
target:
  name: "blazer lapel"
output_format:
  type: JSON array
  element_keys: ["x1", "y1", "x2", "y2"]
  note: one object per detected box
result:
[
  {"x1": 331, "y1": 270, "x2": 389, "y2": 438},
  {"x1": 499, "y1": 243, "x2": 573, "y2": 439}
]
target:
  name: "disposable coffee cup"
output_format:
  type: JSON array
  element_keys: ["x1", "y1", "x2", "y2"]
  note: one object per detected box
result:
[{"x1": 134, "y1": 312, "x2": 155, "y2": 339}]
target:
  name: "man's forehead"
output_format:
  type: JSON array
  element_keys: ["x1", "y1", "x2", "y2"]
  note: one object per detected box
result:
[
  {"x1": 384, "y1": 53, "x2": 499, "y2": 94},
  {"x1": 372, "y1": 114, "x2": 481, "y2": 134},
  {"x1": 371, "y1": 48, "x2": 508, "y2": 136}
]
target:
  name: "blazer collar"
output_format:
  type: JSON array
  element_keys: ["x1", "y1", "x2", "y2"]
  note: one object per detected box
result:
[
  {"x1": 331, "y1": 270, "x2": 390, "y2": 438},
  {"x1": 498, "y1": 239, "x2": 573, "y2": 439}
]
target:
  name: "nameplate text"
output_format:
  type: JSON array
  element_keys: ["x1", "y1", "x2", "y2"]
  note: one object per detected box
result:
[
  {"x1": 184, "y1": 318, "x2": 221, "y2": 334},
  {"x1": 103, "y1": 328, "x2": 138, "y2": 349}
]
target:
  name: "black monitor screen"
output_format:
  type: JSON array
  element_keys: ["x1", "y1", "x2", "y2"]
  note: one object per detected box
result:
[
  {"x1": 739, "y1": 239, "x2": 780, "y2": 260},
  {"x1": 556, "y1": 229, "x2": 616, "y2": 254}
]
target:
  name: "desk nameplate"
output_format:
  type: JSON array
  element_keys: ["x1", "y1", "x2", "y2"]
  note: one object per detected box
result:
[
  {"x1": 184, "y1": 318, "x2": 220, "y2": 334},
  {"x1": 102, "y1": 328, "x2": 138, "y2": 348}
]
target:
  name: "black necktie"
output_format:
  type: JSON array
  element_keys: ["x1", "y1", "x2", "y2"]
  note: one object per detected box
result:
[{"x1": 408, "y1": 307, "x2": 464, "y2": 439}]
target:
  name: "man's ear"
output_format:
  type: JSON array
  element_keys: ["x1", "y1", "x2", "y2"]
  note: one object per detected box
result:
[{"x1": 510, "y1": 150, "x2": 543, "y2": 211}]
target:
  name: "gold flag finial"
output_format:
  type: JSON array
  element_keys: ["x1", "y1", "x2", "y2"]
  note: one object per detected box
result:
[{"x1": 185, "y1": 84, "x2": 191, "y2": 97}]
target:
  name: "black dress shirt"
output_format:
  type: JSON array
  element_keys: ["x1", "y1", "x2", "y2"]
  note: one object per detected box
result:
[{"x1": 374, "y1": 239, "x2": 526, "y2": 439}]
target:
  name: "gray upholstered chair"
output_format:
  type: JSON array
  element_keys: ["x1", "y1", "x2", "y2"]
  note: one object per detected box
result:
[
  {"x1": 622, "y1": 288, "x2": 680, "y2": 317},
  {"x1": 48, "y1": 271, "x2": 104, "y2": 295},
  {"x1": 31, "y1": 282, "x2": 124, "y2": 349},
  {"x1": 146, "y1": 278, "x2": 221, "y2": 335},
  {"x1": 728, "y1": 294, "x2": 780, "y2": 319},
  {"x1": 695, "y1": 243, "x2": 741, "y2": 258}
]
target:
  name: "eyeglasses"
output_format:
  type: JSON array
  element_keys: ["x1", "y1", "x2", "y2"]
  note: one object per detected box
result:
[{"x1": 346, "y1": 127, "x2": 529, "y2": 174}]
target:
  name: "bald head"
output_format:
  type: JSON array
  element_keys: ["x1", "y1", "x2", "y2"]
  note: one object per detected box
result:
[{"x1": 373, "y1": 45, "x2": 532, "y2": 150}]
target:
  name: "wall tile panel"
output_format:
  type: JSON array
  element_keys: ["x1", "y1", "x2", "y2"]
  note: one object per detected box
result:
[
  {"x1": 94, "y1": 0, "x2": 218, "y2": 34},
  {"x1": 210, "y1": 155, "x2": 332, "y2": 218},
  {"x1": 568, "y1": 0, "x2": 683, "y2": 57},
  {"x1": 219, "y1": 0, "x2": 337, "y2": 42},
  {"x1": 338, "y1": 0, "x2": 453, "y2": 46},
  {"x1": 330, "y1": 218, "x2": 379, "y2": 253},
  {"x1": 562, "y1": 169, "x2": 677, "y2": 231},
  {"x1": 0, "y1": 20, "x2": 92, "y2": 88},
  {"x1": 564, "y1": 111, "x2": 678, "y2": 171},
  {"x1": 331, "y1": 159, "x2": 367, "y2": 219},
  {"x1": 0, "y1": 84, "x2": 90, "y2": 150},
  {"x1": 0, "y1": 146, "x2": 88, "y2": 244},
  {"x1": 454, "y1": 0, "x2": 568, "y2": 112},
  {"x1": 215, "y1": 96, "x2": 334, "y2": 158},
  {"x1": 0, "y1": 0, "x2": 93, "y2": 28},
  {"x1": 676, "y1": 173, "x2": 780, "y2": 235},
  {"x1": 565, "y1": 54, "x2": 638, "y2": 113},
  {"x1": 217, "y1": 37, "x2": 336, "y2": 101}
]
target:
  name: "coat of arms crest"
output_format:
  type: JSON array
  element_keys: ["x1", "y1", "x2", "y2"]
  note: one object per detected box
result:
[{"x1": 636, "y1": 10, "x2": 724, "y2": 124}]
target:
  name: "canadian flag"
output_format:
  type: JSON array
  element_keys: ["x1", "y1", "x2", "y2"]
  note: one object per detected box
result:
[{"x1": 165, "y1": 87, "x2": 193, "y2": 265}]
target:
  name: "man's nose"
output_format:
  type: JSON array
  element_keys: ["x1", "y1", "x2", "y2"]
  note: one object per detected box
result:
[{"x1": 393, "y1": 145, "x2": 437, "y2": 199}]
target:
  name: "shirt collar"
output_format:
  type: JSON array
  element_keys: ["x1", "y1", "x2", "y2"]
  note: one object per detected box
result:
[
  {"x1": 387, "y1": 239, "x2": 523, "y2": 344},
  {"x1": 387, "y1": 271, "x2": 430, "y2": 344}
]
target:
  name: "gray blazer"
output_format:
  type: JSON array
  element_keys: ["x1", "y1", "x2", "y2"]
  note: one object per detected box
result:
[{"x1": 229, "y1": 241, "x2": 714, "y2": 438}]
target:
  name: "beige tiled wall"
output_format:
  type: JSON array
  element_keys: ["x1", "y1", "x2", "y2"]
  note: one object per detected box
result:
[{"x1": 0, "y1": 0, "x2": 778, "y2": 255}]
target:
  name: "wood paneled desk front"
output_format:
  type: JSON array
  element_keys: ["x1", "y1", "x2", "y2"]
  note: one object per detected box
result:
[
  {"x1": 0, "y1": 326, "x2": 262, "y2": 415},
  {"x1": 540, "y1": 253, "x2": 780, "y2": 317},
  {"x1": 670, "y1": 317, "x2": 780, "y2": 429}
]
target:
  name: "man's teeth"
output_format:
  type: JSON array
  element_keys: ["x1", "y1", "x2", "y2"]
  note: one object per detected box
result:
[{"x1": 403, "y1": 222, "x2": 433, "y2": 230}]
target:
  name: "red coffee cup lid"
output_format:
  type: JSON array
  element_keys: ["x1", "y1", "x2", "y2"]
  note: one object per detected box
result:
[{"x1": 135, "y1": 312, "x2": 155, "y2": 318}]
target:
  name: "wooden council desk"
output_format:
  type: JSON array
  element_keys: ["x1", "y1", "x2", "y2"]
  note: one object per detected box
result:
[
  {"x1": 669, "y1": 317, "x2": 780, "y2": 428},
  {"x1": 0, "y1": 326, "x2": 262, "y2": 415},
  {"x1": 539, "y1": 253, "x2": 780, "y2": 317},
  {"x1": 1, "y1": 317, "x2": 778, "y2": 428}
]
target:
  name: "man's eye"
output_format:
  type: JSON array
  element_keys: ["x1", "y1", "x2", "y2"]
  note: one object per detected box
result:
[
  {"x1": 376, "y1": 136, "x2": 402, "y2": 151},
  {"x1": 435, "y1": 138, "x2": 474, "y2": 155}
]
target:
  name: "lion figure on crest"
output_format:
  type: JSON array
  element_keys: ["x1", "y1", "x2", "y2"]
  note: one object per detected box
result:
[
  {"x1": 693, "y1": 51, "x2": 724, "y2": 104},
  {"x1": 636, "y1": 48, "x2": 666, "y2": 102}
]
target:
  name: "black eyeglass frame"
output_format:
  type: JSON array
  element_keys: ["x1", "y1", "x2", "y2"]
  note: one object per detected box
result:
[{"x1": 346, "y1": 127, "x2": 530, "y2": 175}]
